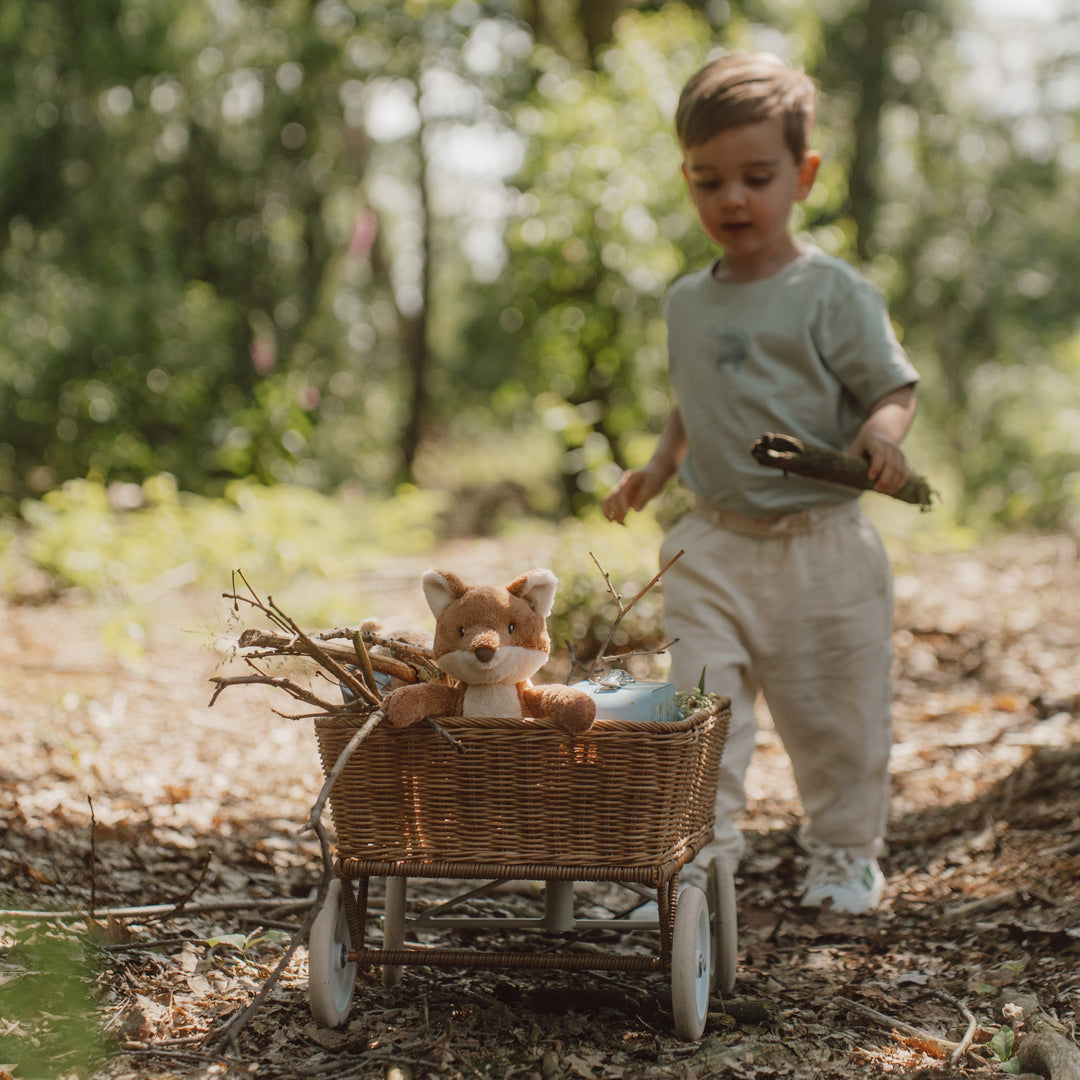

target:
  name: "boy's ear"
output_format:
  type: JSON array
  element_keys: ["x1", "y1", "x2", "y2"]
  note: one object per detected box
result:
[{"x1": 796, "y1": 151, "x2": 821, "y2": 200}]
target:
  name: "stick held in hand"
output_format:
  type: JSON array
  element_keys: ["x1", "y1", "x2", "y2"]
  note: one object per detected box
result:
[{"x1": 751, "y1": 432, "x2": 935, "y2": 510}]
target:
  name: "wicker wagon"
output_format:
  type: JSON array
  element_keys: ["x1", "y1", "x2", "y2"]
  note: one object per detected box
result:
[{"x1": 305, "y1": 695, "x2": 736, "y2": 1041}]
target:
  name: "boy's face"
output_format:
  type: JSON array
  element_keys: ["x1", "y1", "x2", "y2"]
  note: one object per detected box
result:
[{"x1": 681, "y1": 116, "x2": 820, "y2": 282}]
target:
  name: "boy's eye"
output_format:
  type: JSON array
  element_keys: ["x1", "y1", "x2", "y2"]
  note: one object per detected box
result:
[{"x1": 746, "y1": 174, "x2": 773, "y2": 187}]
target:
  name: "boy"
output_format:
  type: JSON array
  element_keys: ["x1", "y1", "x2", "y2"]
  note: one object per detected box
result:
[{"x1": 601, "y1": 51, "x2": 918, "y2": 914}]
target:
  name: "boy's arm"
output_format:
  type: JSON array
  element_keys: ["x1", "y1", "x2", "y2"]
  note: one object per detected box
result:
[
  {"x1": 601, "y1": 408, "x2": 689, "y2": 524},
  {"x1": 848, "y1": 384, "x2": 917, "y2": 495}
]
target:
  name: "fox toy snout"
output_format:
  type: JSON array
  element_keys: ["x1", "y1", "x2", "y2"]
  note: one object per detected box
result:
[{"x1": 464, "y1": 630, "x2": 502, "y2": 665}]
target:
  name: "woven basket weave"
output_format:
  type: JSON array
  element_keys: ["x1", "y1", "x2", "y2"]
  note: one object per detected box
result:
[{"x1": 314, "y1": 697, "x2": 730, "y2": 869}]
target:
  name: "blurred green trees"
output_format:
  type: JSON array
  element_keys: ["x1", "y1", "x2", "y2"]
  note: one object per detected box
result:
[{"x1": 2, "y1": 0, "x2": 1079, "y2": 531}]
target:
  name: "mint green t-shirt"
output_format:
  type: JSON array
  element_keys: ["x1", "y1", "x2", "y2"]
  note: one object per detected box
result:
[{"x1": 666, "y1": 246, "x2": 919, "y2": 517}]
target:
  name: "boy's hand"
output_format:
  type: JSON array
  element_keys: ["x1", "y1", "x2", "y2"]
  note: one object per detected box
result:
[
  {"x1": 602, "y1": 409, "x2": 687, "y2": 522},
  {"x1": 849, "y1": 431, "x2": 909, "y2": 495},
  {"x1": 601, "y1": 466, "x2": 666, "y2": 524},
  {"x1": 851, "y1": 384, "x2": 917, "y2": 494}
]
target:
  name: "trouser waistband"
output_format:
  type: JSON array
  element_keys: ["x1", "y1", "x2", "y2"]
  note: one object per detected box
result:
[{"x1": 697, "y1": 499, "x2": 861, "y2": 538}]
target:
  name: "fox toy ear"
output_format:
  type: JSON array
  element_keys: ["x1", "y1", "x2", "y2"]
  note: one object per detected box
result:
[
  {"x1": 506, "y1": 568, "x2": 557, "y2": 619},
  {"x1": 421, "y1": 569, "x2": 469, "y2": 619}
]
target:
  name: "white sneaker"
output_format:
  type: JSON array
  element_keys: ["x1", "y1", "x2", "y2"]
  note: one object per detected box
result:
[{"x1": 801, "y1": 847, "x2": 885, "y2": 914}]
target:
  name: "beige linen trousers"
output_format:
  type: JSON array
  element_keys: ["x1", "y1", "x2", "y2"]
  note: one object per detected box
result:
[{"x1": 660, "y1": 500, "x2": 894, "y2": 867}]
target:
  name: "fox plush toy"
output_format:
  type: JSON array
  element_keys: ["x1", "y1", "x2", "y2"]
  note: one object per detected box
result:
[{"x1": 383, "y1": 568, "x2": 595, "y2": 735}]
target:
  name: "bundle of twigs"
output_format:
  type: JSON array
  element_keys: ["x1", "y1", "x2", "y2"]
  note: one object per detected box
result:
[
  {"x1": 751, "y1": 432, "x2": 935, "y2": 510},
  {"x1": 209, "y1": 570, "x2": 446, "y2": 722},
  {"x1": 213, "y1": 553, "x2": 686, "y2": 718}
]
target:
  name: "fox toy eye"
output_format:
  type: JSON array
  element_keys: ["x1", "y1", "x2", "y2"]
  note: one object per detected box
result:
[
  {"x1": 458, "y1": 626, "x2": 465, "y2": 638},
  {"x1": 508, "y1": 622, "x2": 515, "y2": 634}
]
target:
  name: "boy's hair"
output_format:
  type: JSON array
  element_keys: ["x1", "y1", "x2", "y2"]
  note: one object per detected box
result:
[{"x1": 675, "y1": 51, "x2": 817, "y2": 162}]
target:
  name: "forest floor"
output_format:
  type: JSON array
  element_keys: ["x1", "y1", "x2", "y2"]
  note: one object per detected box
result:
[{"x1": 2, "y1": 530, "x2": 1080, "y2": 1080}]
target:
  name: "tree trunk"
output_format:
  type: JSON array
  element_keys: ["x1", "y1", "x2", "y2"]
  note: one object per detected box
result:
[
  {"x1": 847, "y1": 0, "x2": 891, "y2": 260},
  {"x1": 575, "y1": 0, "x2": 629, "y2": 68},
  {"x1": 399, "y1": 121, "x2": 434, "y2": 482},
  {"x1": 1017, "y1": 1032, "x2": 1080, "y2": 1080}
]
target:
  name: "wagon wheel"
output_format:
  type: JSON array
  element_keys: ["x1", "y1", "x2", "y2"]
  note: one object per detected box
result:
[
  {"x1": 705, "y1": 857, "x2": 738, "y2": 995},
  {"x1": 308, "y1": 879, "x2": 357, "y2": 1028},
  {"x1": 670, "y1": 885, "x2": 711, "y2": 1040},
  {"x1": 381, "y1": 876, "x2": 407, "y2": 988}
]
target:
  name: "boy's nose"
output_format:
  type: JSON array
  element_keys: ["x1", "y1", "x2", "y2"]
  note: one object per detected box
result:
[{"x1": 721, "y1": 183, "x2": 746, "y2": 208}]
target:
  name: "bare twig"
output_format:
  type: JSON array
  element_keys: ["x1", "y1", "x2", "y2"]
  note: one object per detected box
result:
[
  {"x1": 579, "y1": 549, "x2": 684, "y2": 682},
  {"x1": 942, "y1": 888, "x2": 1020, "y2": 920},
  {"x1": 205, "y1": 694, "x2": 391, "y2": 1050},
  {"x1": 88, "y1": 796, "x2": 97, "y2": 916},
  {"x1": 0, "y1": 897, "x2": 312, "y2": 921},
  {"x1": 235, "y1": 629, "x2": 425, "y2": 684},
  {"x1": 225, "y1": 570, "x2": 292, "y2": 636},
  {"x1": 837, "y1": 996, "x2": 962, "y2": 1054},
  {"x1": 427, "y1": 716, "x2": 465, "y2": 754},
  {"x1": 207, "y1": 818, "x2": 336, "y2": 1054},
  {"x1": 155, "y1": 853, "x2": 212, "y2": 923},
  {"x1": 207, "y1": 670, "x2": 344, "y2": 712},
  {"x1": 933, "y1": 989, "x2": 980, "y2": 1066},
  {"x1": 595, "y1": 639, "x2": 679, "y2": 665},
  {"x1": 266, "y1": 598, "x2": 378, "y2": 707},
  {"x1": 351, "y1": 630, "x2": 380, "y2": 697}
]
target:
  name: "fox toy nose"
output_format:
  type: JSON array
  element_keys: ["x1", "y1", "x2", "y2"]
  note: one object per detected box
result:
[{"x1": 473, "y1": 645, "x2": 496, "y2": 664}]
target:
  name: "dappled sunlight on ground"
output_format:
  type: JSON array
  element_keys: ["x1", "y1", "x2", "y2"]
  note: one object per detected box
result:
[{"x1": 2, "y1": 531, "x2": 1078, "y2": 1078}]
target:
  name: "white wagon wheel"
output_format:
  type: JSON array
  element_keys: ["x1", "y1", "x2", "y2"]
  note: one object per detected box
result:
[
  {"x1": 670, "y1": 884, "x2": 711, "y2": 1040},
  {"x1": 308, "y1": 879, "x2": 358, "y2": 1028},
  {"x1": 705, "y1": 857, "x2": 738, "y2": 995}
]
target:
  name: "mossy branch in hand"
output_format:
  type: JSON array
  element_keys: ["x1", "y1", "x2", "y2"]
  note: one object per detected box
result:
[{"x1": 751, "y1": 433, "x2": 935, "y2": 510}]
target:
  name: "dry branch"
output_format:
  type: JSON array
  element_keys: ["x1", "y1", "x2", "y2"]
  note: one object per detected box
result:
[
  {"x1": 302, "y1": 708, "x2": 385, "y2": 832},
  {"x1": 209, "y1": 705, "x2": 386, "y2": 1052},
  {"x1": 234, "y1": 628, "x2": 432, "y2": 684},
  {"x1": 0, "y1": 897, "x2": 314, "y2": 921},
  {"x1": 751, "y1": 433, "x2": 935, "y2": 509},
  {"x1": 207, "y1": 670, "x2": 344, "y2": 712},
  {"x1": 576, "y1": 548, "x2": 684, "y2": 682},
  {"x1": 1017, "y1": 1032, "x2": 1080, "y2": 1080},
  {"x1": 1000, "y1": 994, "x2": 1080, "y2": 1080},
  {"x1": 837, "y1": 996, "x2": 963, "y2": 1055}
]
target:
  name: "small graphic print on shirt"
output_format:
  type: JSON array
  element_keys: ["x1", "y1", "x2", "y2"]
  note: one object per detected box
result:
[{"x1": 710, "y1": 327, "x2": 749, "y2": 371}]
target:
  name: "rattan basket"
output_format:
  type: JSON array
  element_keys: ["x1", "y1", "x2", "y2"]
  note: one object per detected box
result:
[{"x1": 314, "y1": 696, "x2": 730, "y2": 869}]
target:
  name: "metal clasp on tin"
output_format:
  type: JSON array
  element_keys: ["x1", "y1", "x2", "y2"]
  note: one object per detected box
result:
[{"x1": 589, "y1": 669, "x2": 635, "y2": 691}]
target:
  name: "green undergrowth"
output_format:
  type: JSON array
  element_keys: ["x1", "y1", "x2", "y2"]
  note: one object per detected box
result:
[
  {"x1": 2, "y1": 474, "x2": 450, "y2": 625},
  {"x1": 1, "y1": 467, "x2": 980, "y2": 668}
]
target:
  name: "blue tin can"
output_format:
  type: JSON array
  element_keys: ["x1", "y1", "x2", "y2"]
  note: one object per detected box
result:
[{"x1": 571, "y1": 671, "x2": 678, "y2": 723}]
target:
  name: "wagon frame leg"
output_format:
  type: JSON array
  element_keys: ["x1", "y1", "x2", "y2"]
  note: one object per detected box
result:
[
  {"x1": 340, "y1": 874, "x2": 367, "y2": 966},
  {"x1": 657, "y1": 875, "x2": 678, "y2": 966}
]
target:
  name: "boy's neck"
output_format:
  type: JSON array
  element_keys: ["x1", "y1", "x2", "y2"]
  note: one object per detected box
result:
[{"x1": 712, "y1": 238, "x2": 806, "y2": 283}]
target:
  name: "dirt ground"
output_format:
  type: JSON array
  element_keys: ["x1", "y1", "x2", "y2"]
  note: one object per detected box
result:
[{"x1": 2, "y1": 532, "x2": 1079, "y2": 1080}]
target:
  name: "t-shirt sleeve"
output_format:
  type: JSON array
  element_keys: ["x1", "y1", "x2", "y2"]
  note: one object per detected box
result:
[{"x1": 813, "y1": 271, "x2": 919, "y2": 411}]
